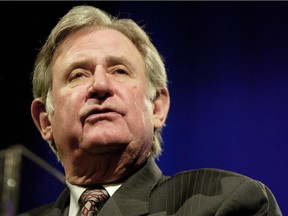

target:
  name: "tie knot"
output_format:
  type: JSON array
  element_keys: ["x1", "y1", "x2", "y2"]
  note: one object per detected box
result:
[{"x1": 79, "y1": 186, "x2": 110, "y2": 215}]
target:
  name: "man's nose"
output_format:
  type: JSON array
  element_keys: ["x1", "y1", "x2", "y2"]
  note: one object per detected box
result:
[{"x1": 87, "y1": 65, "x2": 113, "y2": 100}]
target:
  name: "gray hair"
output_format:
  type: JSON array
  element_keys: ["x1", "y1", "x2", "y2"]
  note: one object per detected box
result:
[{"x1": 32, "y1": 5, "x2": 168, "y2": 158}]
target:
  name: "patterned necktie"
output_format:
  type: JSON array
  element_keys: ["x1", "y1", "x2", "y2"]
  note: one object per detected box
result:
[{"x1": 79, "y1": 186, "x2": 110, "y2": 216}]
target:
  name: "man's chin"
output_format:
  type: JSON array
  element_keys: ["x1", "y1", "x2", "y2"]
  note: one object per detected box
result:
[{"x1": 79, "y1": 141, "x2": 127, "y2": 155}]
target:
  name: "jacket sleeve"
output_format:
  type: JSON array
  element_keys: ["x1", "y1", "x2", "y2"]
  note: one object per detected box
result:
[{"x1": 216, "y1": 179, "x2": 282, "y2": 216}]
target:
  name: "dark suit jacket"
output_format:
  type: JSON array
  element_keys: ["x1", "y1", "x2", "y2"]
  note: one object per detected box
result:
[{"x1": 18, "y1": 157, "x2": 282, "y2": 216}]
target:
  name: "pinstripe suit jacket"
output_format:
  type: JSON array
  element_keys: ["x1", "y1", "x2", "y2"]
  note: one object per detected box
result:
[{"x1": 18, "y1": 157, "x2": 282, "y2": 216}]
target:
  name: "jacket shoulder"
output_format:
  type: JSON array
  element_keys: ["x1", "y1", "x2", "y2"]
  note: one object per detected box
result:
[
  {"x1": 172, "y1": 167, "x2": 253, "y2": 180},
  {"x1": 158, "y1": 168, "x2": 254, "y2": 197},
  {"x1": 150, "y1": 168, "x2": 282, "y2": 215},
  {"x1": 17, "y1": 203, "x2": 53, "y2": 216},
  {"x1": 17, "y1": 187, "x2": 70, "y2": 216}
]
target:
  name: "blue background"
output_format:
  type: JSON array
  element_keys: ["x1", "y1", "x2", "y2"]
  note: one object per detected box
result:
[{"x1": 0, "y1": 1, "x2": 287, "y2": 215}]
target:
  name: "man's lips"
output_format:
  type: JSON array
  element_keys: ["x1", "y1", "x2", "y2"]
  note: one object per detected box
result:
[
  {"x1": 86, "y1": 111, "x2": 120, "y2": 123},
  {"x1": 81, "y1": 107, "x2": 122, "y2": 123}
]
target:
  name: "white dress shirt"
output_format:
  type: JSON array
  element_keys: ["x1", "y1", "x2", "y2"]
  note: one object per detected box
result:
[{"x1": 66, "y1": 181, "x2": 121, "y2": 216}]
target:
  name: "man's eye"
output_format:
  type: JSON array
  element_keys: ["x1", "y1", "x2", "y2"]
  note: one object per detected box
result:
[
  {"x1": 75, "y1": 73, "x2": 85, "y2": 78},
  {"x1": 115, "y1": 69, "x2": 128, "y2": 75},
  {"x1": 72, "y1": 73, "x2": 84, "y2": 79},
  {"x1": 68, "y1": 72, "x2": 87, "y2": 82}
]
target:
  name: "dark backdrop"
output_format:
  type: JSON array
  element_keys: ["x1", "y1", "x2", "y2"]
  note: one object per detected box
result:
[{"x1": 0, "y1": 1, "x2": 287, "y2": 215}]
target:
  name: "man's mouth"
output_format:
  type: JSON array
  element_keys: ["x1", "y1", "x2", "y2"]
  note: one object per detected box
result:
[
  {"x1": 83, "y1": 107, "x2": 121, "y2": 123},
  {"x1": 88, "y1": 108, "x2": 113, "y2": 115}
]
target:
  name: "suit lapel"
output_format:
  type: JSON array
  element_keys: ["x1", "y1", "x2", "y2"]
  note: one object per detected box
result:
[{"x1": 99, "y1": 157, "x2": 163, "y2": 216}]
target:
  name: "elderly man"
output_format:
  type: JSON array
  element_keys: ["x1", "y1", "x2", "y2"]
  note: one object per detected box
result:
[{"x1": 20, "y1": 5, "x2": 282, "y2": 216}]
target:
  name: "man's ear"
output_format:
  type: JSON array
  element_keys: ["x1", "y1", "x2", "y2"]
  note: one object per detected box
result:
[
  {"x1": 31, "y1": 98, "x2": 53, "y2": 141},
  {"x1": 152, "y1": 88, "x2": 170, "y2": 129}
]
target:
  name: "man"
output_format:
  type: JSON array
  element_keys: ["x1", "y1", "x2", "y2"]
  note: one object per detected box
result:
[{"x1": 20, "y1": 5, "x2": 282, "y2": 216}]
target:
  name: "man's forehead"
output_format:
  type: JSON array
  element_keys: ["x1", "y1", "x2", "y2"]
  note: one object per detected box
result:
[{"x1": 52, "y1": 28, "x2": 143, "y2": 65}]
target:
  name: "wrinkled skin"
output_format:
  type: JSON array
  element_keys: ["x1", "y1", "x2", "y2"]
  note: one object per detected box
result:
[{"x1": 31, "y1": 28, "x2": 170, "y2": 186}]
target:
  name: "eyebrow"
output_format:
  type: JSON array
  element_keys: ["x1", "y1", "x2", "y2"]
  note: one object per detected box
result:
[
  {"x1": 63, "y1": 55, "x2": 137, "y2": 76},
  {"x1": 65, "y1": 60, "x2": 93, "y2": 73},
  {"x1": 105, "y1": 56, "x2": 136, "y2": 71}
]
